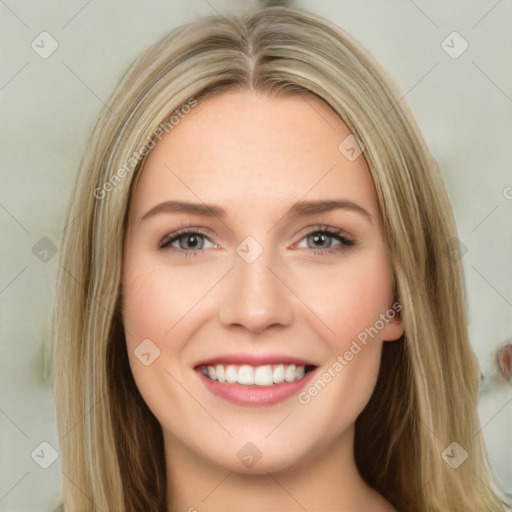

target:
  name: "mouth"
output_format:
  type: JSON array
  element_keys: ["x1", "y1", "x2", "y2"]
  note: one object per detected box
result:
[
  {"x1": 198, "y1": 363, "x2": 316, "y2": 386},
  {"x1": 194, "y1": 357, "x2": 318, "y2": 406}
]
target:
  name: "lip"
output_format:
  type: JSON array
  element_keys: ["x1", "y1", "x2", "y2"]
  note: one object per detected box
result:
[
  {"x1": 194, "y1": 355, "x2": 317, "y2": 406},
  {"x1": 195, "y1": 353, "x2": 316, "y2": 367}
]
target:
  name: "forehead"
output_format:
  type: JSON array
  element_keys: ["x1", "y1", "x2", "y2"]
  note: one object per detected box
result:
[{"x1": 129, "y1": 90, "x2": 379, "y2": 221}]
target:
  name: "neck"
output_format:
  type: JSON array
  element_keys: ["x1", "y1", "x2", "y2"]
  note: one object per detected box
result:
[{"x1": 164, "y1": 425, "x2": 394, "y2": 512}]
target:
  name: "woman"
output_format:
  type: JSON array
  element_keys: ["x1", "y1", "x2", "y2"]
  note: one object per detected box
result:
[{"x1": 52, "y1": 5, "x2": 509, "y2": 511}]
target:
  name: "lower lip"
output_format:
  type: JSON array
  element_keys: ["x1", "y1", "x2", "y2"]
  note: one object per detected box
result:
[{"x1": 196, "y1": 369, "x2": 316, "y2": 406}]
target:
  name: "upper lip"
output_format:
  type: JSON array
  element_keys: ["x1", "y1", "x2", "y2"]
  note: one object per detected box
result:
[{"x1": 194, "y1": 353, "x2": 317, "y2": 368}]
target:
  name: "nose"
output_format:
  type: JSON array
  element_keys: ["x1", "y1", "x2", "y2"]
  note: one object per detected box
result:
[{"x1": 218, "y1": 242, "x2": 294, "y2": 335}]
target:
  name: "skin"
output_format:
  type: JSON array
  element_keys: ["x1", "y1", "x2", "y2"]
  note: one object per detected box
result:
[{"x1": 122, "y1": 90, "x2": 403, "y2": 511}]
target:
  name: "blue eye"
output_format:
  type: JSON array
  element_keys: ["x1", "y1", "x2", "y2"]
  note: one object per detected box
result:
[
  {"x1": 159, "y1": 228, "x2": 216, "y2": 254},
  {"x1": 159, "y1": 226, "x2": 354, "y2": 257},
  {"x1": 298, "y1": 228, "x2": 354, "y2": 255}
]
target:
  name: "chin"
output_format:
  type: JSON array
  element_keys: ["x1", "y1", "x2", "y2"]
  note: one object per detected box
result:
[{"x1": 196, "y1": 433, "x2": 329, "y2": 476}]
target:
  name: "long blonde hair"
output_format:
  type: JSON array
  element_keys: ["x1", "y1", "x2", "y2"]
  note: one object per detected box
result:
[{"x1": 52, "y1": 6, "x2": 509, "y2": 511}]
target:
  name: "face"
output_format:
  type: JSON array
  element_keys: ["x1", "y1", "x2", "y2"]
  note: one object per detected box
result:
[{"x1": 122, "y1": 90, "x2": 403, "y2": 474}]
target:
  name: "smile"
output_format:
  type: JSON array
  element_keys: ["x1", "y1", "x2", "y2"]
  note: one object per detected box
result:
[
  {"x1": 194, "y1": 356, "x2": 318, "y2": 406},
  {"x1": 199, "y1": 363, "x2": 315, "y2": 386}
]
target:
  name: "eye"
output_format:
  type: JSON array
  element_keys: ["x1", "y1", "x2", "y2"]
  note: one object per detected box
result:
[
  {"x1": 159, "y1": 228, "x2": 218, "y2": 255},
  {"x1": 296, "y1": 227, "x2": 354, "y2": 255},
  {"x1": 158, "y1": 225, "x2": 355, "y2": 258}
]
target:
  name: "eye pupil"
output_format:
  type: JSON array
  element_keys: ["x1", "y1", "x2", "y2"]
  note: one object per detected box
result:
[
  {"x1": 180, "y1": 234, "x2": 202, "y2": 249},
  {"x1": 310, "y1": 233, "x2": 330, "y2": 249}
]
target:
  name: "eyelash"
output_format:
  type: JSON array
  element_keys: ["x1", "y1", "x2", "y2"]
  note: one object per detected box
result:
[{"x1": 158, "y1": 226, "x2": 355, "y2": 258}]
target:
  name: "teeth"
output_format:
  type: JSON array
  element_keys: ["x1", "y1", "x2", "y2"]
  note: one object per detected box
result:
[
  {"x1": 238, "y1": 365, "x2": 254, "y2": 385},
  {"x1": 215, "y1": 364, "x2": 225, "y2": 383},
  {"x1": 201, "y1": 363, "x2": 309, "y2": 386},
  {"x1": 225, "y1": 365, "x2": 238, "y2": 383},
  {"x1": 254, "y1": 365, "x2": 273, "y2": 386},
  {"x1": 273, "y1": 364, "x2": 285, "y2": 383},
  {"x1": 284, "y1": 364, "x2": 296, "y2": 382}
]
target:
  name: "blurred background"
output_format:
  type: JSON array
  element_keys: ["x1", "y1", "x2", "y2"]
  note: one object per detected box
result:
[{"x1": 1, "y1": 1, "x2": 511, "y2": 510}]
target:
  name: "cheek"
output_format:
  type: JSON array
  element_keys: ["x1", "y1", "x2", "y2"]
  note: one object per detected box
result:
[
  {"x1": 123, "y1": 268, "x2": 176, "y2": 346},
  {"x1": 122, "y1": 259, "x2": 220, "y2": 347},
  {"x1": 121, "y1": 261, "x2": 207, "y2": 432},
  {"x1": 121, "y1": 258, "x2": 227, "y2": 403},
  {"x1": 121, "y1": 266, "x2": 173, "y2": 408},
  {"x1": 121, "y1": 262, "x2": 191, "y2": 408},
  {"x1": 293, "y1": 248, "x2": 395, "y2": 350},
  {"x1": 291, "y1": 249, "x2": 394, "y2": 418}
]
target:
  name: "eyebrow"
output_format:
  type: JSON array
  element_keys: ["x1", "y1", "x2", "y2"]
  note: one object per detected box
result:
[{"x1": 139, "y1": 198, "x2": 372, "y2": 224}]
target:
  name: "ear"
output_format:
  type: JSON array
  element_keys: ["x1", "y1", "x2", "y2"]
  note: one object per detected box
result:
[{"x1": 380, "y1": 301, "x2": 404, "y2": 342}]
